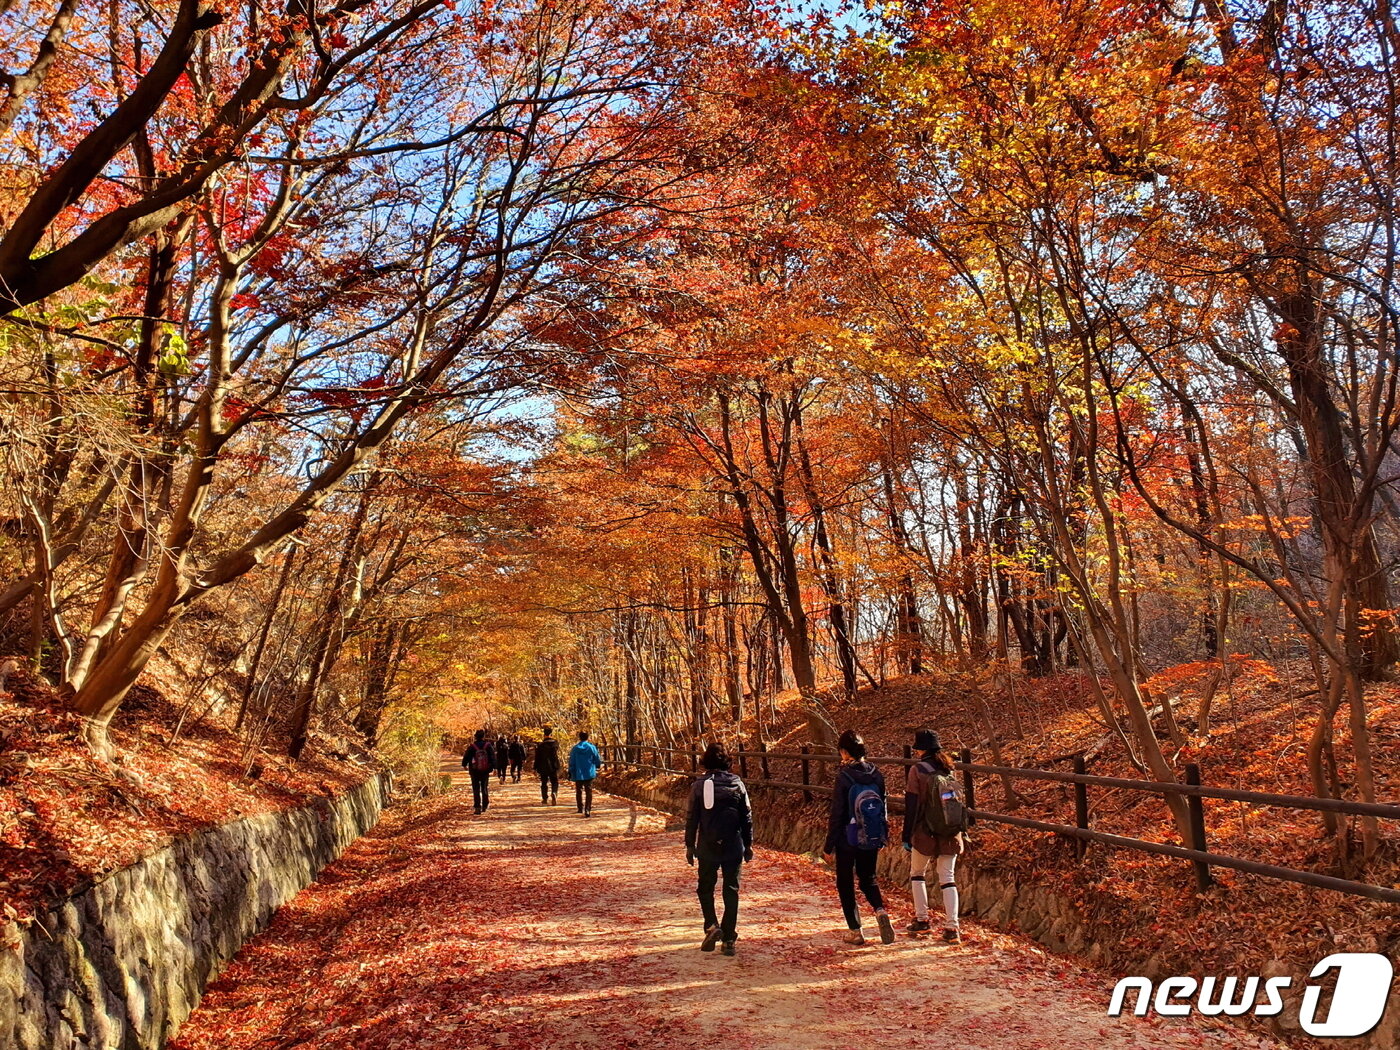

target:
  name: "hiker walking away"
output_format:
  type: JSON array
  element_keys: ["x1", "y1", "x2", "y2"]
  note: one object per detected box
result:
[
  {"x1": 463, "y1": 730, "x2": 495, "y2": 814},
  {"x1": 534, "y1": 727, "x2": 561, "y2": 804},
  {"x1": 823, "y1": 729, "x2": 895, "y2": 945},
  {"x1": 685, "y1": 743, "x2": 753, "y2": 957},
  {"x1": 509, "y1": 736, "x2": 526, "y2": 782},
  {"x1": 568, "y1": 730, "x2": 602, "y2": 816},
  {"x1": 495, "y1": 734, "x2": 510, "y2": 784},
  {"x1": 903, "y1": 729, "x2": 967, "y2": 943}
]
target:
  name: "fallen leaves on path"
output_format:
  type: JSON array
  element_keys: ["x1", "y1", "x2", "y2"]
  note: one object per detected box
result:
[{"x1": 172, "y1": 766, "x2": 1291, "y2": 1050}]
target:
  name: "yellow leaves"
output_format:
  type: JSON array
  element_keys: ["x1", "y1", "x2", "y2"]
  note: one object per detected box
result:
[
  {"x1": 1219, "y1": 514, "x2": 1312, "y2": 539},
  {"x1": 985, "y1": 336, "x2": 1040, "y2": 371}
]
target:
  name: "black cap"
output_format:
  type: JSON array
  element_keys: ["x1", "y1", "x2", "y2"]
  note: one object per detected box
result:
[{"x1": 914, "y1": 729, "x2": 940, "y2": 752}]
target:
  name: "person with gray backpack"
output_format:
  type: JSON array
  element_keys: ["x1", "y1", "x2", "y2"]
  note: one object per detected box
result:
[
  {"x1": 823, "y1": 729, "x2": 895, "y2": 946},
  {"x1": 902, "y1": 728, "x2": 968, "y2": 943},
  {"x1": 685, "y1": 743, "x2": 753, "y2": 956}
]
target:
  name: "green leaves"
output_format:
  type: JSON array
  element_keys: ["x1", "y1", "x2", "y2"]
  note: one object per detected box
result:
[{"x1": 158, "y1": 325, "x2": 192, "y2": 375}]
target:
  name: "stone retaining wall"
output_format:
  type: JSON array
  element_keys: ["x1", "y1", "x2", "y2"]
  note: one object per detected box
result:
[{"x1": 0, "y1": 771, "x2": 390, "y2": 1050}]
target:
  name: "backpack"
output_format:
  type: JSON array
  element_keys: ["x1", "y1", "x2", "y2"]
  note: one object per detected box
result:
[
  {"x1": 535, "y1": 738, "x2": 559, "y2": 772},
  {"x1": 845, "y1": 778, "x2": 889, "y2": 850},
  {"x1": 470, "y1": 745, "x2": 493, "y2": 773},
  {"x1": 918, "y1": 762, "x2": 968, "y2": 837},
  {"x1": 699, "y1": 774, "x2": 746, "y2": 852}
]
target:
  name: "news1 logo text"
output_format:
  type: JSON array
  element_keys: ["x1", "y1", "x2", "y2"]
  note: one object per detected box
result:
[{"x1": 1109, "y1": 953, "x2": 1395, "y2": 1037}]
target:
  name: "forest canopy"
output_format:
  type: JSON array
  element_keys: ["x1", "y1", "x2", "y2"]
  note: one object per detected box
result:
[{"x1": 2, "y1": 0, "x2": 1397, "y2": 864}]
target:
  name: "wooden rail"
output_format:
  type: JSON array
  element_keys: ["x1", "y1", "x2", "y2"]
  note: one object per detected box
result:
[{"x1": 600, "y1": 742, "x2": 1400, "y2": 904}]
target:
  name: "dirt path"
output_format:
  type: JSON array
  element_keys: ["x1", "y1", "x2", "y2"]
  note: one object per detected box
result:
[{"x1": 171, "y1": 759, "x2": 1289, "y2": 1050}]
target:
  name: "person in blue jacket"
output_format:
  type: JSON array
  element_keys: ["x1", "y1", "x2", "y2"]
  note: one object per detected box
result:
[{"x1": 568, "y1": 730, "x2": 602, "y2": 816}]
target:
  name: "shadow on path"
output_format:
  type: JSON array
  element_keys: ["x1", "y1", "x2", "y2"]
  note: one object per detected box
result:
[{"x1": 170, "y1": 758, "x2": 1290, "y2": 1050}]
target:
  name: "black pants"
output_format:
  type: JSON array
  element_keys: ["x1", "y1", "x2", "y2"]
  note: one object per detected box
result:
[
  {"x1": 575, "y1": 778, "x2": 594, "y2": 813},
  {"x1": 511, "y1": 761, "x2": 523, "y2": 782},
  {"x1": 496, "y1": 765, "x2": 507, "y2": 783},
  {"x1": 835, "y1": 846, "x2": 884, "y2": 929},
  {"x1": 697, "y1": 855, "x2": 741, "y2": 940},
  {"x1": 470, "y1": 770, "x2": 491, "y2": 812},
  {"x1": 539, "y1": 772, "x2": 558, "y2": 802}
]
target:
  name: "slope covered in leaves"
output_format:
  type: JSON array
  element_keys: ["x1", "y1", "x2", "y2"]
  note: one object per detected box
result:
[
  {"x1": 0, "y1": 663, "x2": 373, "y2": 925},
  {"x1": 172, "y1": 763, "x2": 1288, "y2": 1050}
]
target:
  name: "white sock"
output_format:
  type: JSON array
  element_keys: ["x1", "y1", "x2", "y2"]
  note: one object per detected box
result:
[
  {"x1": 937, "y1": 854, "x2": 959, "y2": 929},
  {"x1": 941, "y1": 883, "x2": 960, "y2": 929},
  {"x1": 911, "y1": 877, "x2": 930, "y2": 921}
]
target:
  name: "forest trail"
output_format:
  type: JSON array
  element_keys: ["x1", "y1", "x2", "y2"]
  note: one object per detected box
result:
[{"x1": 170, "y1": 759, "x2": 1288, "y2": 1050}]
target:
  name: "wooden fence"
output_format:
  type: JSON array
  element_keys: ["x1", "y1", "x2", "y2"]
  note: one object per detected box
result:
[{"x1": 598, "y1": 741, "x2": 1400, "y2": 904}]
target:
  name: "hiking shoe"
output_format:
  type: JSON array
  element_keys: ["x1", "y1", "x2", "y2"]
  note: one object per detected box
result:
[
  {"x1": 701, "y1": 926, "x2": 722, "y2": 953},
  {"x1": 720, "y1": 940, "x2": 736, "y2": 956},
  {"x1": 942, "y1": 927, "x2": 962, "y2": 944},
  {"x1": 876, "y1": 911, "x2": 895, "y2": 944},
  {"x1": 842, "y1": 929, "x2": 865, "y2": 946},
  {"x1": 905, "y1": 919, "x2": 932, "y2": 934}
]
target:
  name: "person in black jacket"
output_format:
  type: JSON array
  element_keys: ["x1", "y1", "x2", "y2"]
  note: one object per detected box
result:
[
  {"x1": 685, "y1": 743, "x2": 753, "y2": 956},
  {"x1": 494, "y1": 734, "x2": 510, "y2": 784},
  {"x1": 533, "y1": 727, "x2": 561, "y2": 805},
  {"x1": 462, "y1": 730, "x2": 494, "y2": 814},
  {"x1": 823, "y1": 729, "x2": 895, "y2": 946},
  {"x1": 508, "y1": 736, "x2": 526, "y2": 782}
]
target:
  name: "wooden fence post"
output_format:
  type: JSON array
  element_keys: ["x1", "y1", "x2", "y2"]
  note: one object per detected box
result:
[
  {"x1": 760, "y1": 739, "x2": 771, "y2": 781},
  {"x1": 801, "y1": 745, "x2": 812, "y2": 802},
  {"x1": 1073, "y1": 753, "x2": 1089, "y2": 858},
  {"x1": 960, "y1": 748, "x2": 975, "y2": 826},
  {"x1": 739, "y1": 740, "x2": 749, "y2": 779},
  {"x1": 690, "y1": 747, "x2": 698, "y2": 773},
  {"x1": 1185, "y1": 762, "x2": 1213, "y2": 890}
]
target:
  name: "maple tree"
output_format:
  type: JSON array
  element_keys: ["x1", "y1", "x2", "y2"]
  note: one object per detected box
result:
[
  {"x1": 457, "y1": 0, "x2": 1399, "y2": 865},
  {"x1": 2, "y1": 0, "x2": 1396, "y2": 880},
  {"x1": 2, "y1": 0, "x2": 772, "y2": 750}
]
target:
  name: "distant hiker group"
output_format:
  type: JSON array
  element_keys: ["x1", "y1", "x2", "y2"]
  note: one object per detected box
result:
[
  {"x1": 461, "y1": 727, "x2": 601, "y2": 817},
  {"x1": 685, "y1": 727, "x2": 966, "y2": 956}
]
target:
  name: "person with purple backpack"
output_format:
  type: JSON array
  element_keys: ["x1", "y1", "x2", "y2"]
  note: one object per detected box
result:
[{"x1": 823, "y1": 729, "x2": 895, "y2": 946}]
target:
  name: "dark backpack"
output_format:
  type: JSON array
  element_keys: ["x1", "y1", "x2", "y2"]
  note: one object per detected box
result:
[
  {"x1": 470, "y1": 745, "x2": 493, "y2": 773},
  {"x1": 845, "y1": 778, "x2": 889, "y2": 850},
  {"x1": 535, "y1": 739, "x2": 559, "y2": 772},
  {"x1": 698, "y1": 775, "x2": 746, "y2": 852},
  {"x1": 918, "y1": 762, "x2": 968, "y2": 836}
]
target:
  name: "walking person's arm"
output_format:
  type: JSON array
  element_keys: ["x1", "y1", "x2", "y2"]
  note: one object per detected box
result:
[
  {"x1": 903, "y1": 764, "x2": 920, "y2": 852},
  {"x1": 685, "y1": 780, "x2": 701, "y2": 865},
  {"x1": 824, "y1": 769, "x2": 846, "y2": 856},
  {"x1": 739, "y1": 781, "x2": 754, "y2": 863}
]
